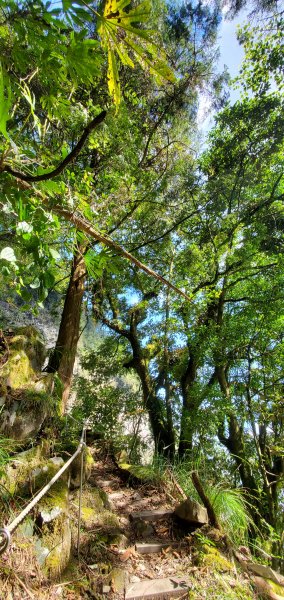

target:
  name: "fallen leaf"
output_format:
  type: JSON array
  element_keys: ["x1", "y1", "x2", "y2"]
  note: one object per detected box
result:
[{"x1": 120, "y1": 546, "x2": 136, "y2": 562}]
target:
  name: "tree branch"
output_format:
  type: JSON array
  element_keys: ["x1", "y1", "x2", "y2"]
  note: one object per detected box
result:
[
  {"x1": 2, "y1": 111, "x2": 106, "y2": 182},
  {"x1": 52, "y1": 206, "x2": 191, "y2": 301}
]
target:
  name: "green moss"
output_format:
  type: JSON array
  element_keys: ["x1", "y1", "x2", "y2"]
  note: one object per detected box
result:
[
  {"x1": 108, "y1": 568, "x2": 128, "y2": 592},
  {"x1": 85, "y1": 447, "x2": 94, "y2": 466},
  {"x1": 3, "y1": 445, "x2": 43, "y2": 495},
  {"x1": 201, "y1": 546, "x2": 233, "y2": 572},
  {"x1": 268, "y1": 580, "x2": 284, "y2": 597},
  {"x1": 81, "y1": 506, "x2": 97, "y2": 525},
  {"x1": 2, "y1": 327, "x2": 46, "y2": 389},
  {"x1": 188, "y1": 572, "x2": 255, "y2": 600},
  {"x1": 118, "y1": 462, "x2": 162, "y2": 484},
  {"x1": 38, "y1": 479, "x2": 71, "y2": 579},
  {"x1": 3, "y1": 449, "x2": 65, "y2": 497},
  {"x1": 4, "y1": 351, "x2": 33, "y2": 389},
  {"x1": 41, "y1": 479, "x2": 68, "y2": 510}
]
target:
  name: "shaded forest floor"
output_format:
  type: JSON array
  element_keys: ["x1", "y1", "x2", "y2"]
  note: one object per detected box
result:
[{"x1": 0, "y1": 447, "x2": 258, "y2": 599}]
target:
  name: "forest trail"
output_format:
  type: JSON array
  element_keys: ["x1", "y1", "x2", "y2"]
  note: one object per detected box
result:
[
  {"x1": 87, "y1": 455, "x2": 192, "y2": 598},
  {"x1": 0, "y1": 446, "x2": 259, "y2": 600},
  {"x1": 65, "y1": 450, "x2": 253, "y2": 600}
]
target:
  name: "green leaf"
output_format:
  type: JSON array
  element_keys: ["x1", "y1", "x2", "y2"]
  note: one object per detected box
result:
[
  {"x1": 0, "y1": 247, "x2": 16, "y2": 262},
  {"x1": 97, "y1": 0, "x2": 175, "y2": 106},
  {"x1": 43, "y1": 271, "x2": 55, "y2": 287},
  {"x1": 30, "y1": 278, "x2": 41, "y2": 289},
  {"x1": 49, "y1": 248, "x2": 61, "y2": 260},
  {"x1": 0, "y1": 62, "x2": 12, "y2": 140},
  {"x1": 108, "y1": 45, "x2": 121, "y2": 107}
]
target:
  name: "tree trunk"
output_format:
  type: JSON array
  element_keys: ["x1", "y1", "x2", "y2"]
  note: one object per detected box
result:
[
  {"x1": 126, "y1": 340, "x2": 175, "y2": 457},
  {"x1": 178, "y1": 354, "x2": 198, "y2": 456},
  {"x1": 46, "y1": 244, "x2": 86, "y2": 411}
]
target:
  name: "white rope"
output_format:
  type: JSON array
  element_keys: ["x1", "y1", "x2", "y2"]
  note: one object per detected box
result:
[{"x1": 0, "y1": 422, "x2": 87, "y2": 554}]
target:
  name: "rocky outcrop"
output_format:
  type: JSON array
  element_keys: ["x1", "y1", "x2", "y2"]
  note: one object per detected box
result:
[{"x1": 0, "y1": 326, "x2": 62, "y2": 440}]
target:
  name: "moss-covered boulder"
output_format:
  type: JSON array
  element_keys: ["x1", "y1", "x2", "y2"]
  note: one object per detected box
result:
[
  {"x1": 0, "y1": 327, "x2": 61, "y2": 440},
  {"x1": 34, "y1": 479, "x2": 71, "y2": 579},
  {"x1": 3, "y1": 445, "x2": 65, "y2": 497},
  {"x1": 70, "y1": 445, "x2": 94, "y2": 488}
]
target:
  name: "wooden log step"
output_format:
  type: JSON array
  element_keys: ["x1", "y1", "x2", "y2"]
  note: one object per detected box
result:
[
  {"x1": 135, "y1": 542, "x2": 178, "y2": 554},
  {"x1": 125, "y1": 577, "x2": 189, "y2": 599},
  {"x1": 130, "y1": 509, "x2": 174, "y2": 522}
]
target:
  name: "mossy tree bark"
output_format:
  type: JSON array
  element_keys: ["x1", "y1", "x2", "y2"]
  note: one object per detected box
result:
[{"x1": 46, "y1": 243, "x2": 86, "y2": 411}]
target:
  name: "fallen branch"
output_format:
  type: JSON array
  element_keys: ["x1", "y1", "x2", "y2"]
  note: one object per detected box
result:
[
  {"x1": 191, "y1": 471, "x2": 221, "y2": 530},
  {"x1": 52, "y1": 207, "x2": 191, "y2": 301},
  {"x1": 166, "y1": 468, "x2": 187, "y2": 500},
  {"x1": 13, "y1": 572, "x2": 35, "y2": 599},
  {"x1": 2, "y1": 164, "x2": 191, "y2": 302}
]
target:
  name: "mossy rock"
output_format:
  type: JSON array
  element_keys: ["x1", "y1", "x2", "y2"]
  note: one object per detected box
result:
[
  {"x1": 3, "y1": 445, "x2": 45, "y2": 496},
  {"x1": 3, "y1": 447, "x2": 65, "y2": 497},
  {"x1": 108, "y1": 568, "x2": 129, "y2": 593},
  {"x1": 269, "y1": 580, "x2": 284, "y2": 597},
  {"x1": 188, "y1": 573, "x2": 255, "y2": 600},
  {"x1": 193, "y1": 533, "x2": 233, "y2": 573},
  {"x1": 252, "y1": 577, "x2": 284, "y2": 600},
  {"x1": 70, "y1": 446, "x2": 94, "y2": 488},
  {"x1": 35, "y1": 479, "x2": 71, "y2": 579},
  {"x1": 1, "y1": 376, "x2": 61, "y2": 441},
  {"x1": 118, "y1": 462, "x2": 162, "y2": 484},
  {"x1": 1, "y1": 327, "x2": 45, "y2": 387},
  {"x1": 201, "y1": 545, "x2": 233, "y2": 572},
  {"x1": 74, "y1": 487, "x2": 118, "y2": 529},
  {"x1": 0, "y1": 326, "x2": 63, "y2": 440}
]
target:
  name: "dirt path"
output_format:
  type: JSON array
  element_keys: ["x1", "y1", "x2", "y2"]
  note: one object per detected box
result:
[{"x1": 0, "y1": 449, "x2": 258, "y2": 600}]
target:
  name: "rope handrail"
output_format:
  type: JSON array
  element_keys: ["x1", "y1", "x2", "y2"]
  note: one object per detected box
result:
[{"x1": 0, "y1": 419, "x2": 87, "y2": 556}]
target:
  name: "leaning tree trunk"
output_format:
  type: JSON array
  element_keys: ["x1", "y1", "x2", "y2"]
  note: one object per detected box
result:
[{"x1": 46, "y1": 244, "x2": 86, "y2": 412}]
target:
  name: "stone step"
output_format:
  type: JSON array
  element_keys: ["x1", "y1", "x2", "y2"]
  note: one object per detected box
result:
[
  {"x1": 125, "y1": 577, "x2": 189, "y2": 599},
  {"x1": 135, "y1": 542, "x2": 179, "y2": 554},
  {"x1": 130, "y1": 510, "x2": 174, "y2": 522}
]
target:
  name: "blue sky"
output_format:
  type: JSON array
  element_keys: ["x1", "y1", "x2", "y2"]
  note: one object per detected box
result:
[{"x1": 198, "y1": 7, "x2": 248, "y2": 133}]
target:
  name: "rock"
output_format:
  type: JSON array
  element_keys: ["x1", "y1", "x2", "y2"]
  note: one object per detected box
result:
[
  {"x1": 252, "y1": 576, "x2": 284, "y2": 600},
  {"x1": 238, "y1": 545, "x2": 251, "y2": 558},
  {"x1": 134, "y1": 519, "x2": 155, "y2": 538},
  {"x1": 35, "y1": 479, "x2": 71, "y2": 579},
  {"x1": 200, "y1": 545, "x2": 233, "y2": 572},
  {"x1": 174, "y1": 498, "x2": 208, "y2": 525},
  {"x1": 0, "y1": 326, "x2": 62, "y2": 440},
  {"x1": 70, "y1": 446, "x2": 94, "y2": 488},
  {"x1": 130, "y1": 576, "x2": 141, "y2": 583},
  {"x1": 3, "y1": 449, "x2": 65, "y2": 497},
  {"x1": 246, "y1": 563, "x2": 284, "y2": 586},
  {"x1": 109, "y1": 567, "x2": 129, "y2": 592}
]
